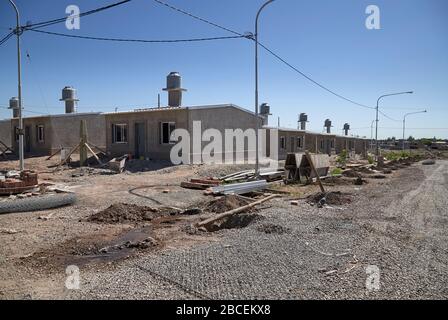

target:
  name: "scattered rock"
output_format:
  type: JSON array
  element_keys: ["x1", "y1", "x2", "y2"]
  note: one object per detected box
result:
[
  {"x1": 354, "y1": 177, "x2": 364, "y2": 185},
  {"x1": 422, "y1": 159, "x2": 436, "y2": 165},
  {"x1": 256, "y1": 223, "x2": 290, "y2": 234},
  {"x1": 162, "y1": 189, "x2": 170, "y2": 193},
  {"x1": 290, "y1": 200, "x2": 299, "y2": 206},
  {"x1": 0, "y1": 228, "x2": 19, "y2": 234},
  {"x1": 372, "y1": 174, "x2": 386, "y2": 179}
]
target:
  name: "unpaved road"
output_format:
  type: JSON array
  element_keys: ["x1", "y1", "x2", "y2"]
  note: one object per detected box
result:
[
  {"x1": 69, "y1": 160, "x2": 447, "y2": 300},
  {"x1": 1, "y1": 160, "x2": 447, "y2": 299}
]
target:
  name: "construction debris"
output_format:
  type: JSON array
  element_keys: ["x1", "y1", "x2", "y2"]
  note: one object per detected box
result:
[
  {"x1": 181, "y1": 177, "x2": 221, "y2": 190},
  {"x1": 0, "y1": 170, "x2": 38, "y2": 195},
  {"x1": 220, "y1": 168, "x2": 284, "y2": 183},
  {"x1": 209, "y1": 180, "x2": 268, "y2": 195},
  {"x1": 108, "y1": 155, "x2": 128, "y2": 173}
]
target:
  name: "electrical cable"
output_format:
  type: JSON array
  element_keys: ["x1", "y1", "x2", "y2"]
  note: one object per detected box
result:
[
  {"x1": 23, "y1": 0, "x2": 133, "y2": 30},
  {"x1": 27, "y1": 29, "x2": 246, "y2": 43}
]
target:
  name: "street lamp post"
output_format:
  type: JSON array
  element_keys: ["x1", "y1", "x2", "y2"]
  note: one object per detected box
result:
[
  {"x1": 370, "y1": 120, "x2": 375, "y2": 151},
  {"x1": 402, "y1": 110, "x2": 427, "y2": 150},
  {"x1": 254, "y1": 0, "x2": 275, "y2": 178},
  {"x1": 375, "y1": 91, "x2": 413, "y2": 157},
  {"x1": 8, "y1": 0, "x2": 24, "y2": 171}
]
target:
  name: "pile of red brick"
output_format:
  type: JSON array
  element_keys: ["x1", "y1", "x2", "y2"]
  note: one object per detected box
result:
[{"x1": 0, "y1": 170, "x2": 38, "y2": 194}]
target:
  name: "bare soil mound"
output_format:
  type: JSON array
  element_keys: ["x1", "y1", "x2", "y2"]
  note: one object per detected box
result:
[
  {"x1": 88, "y1": 203, "x2": 178, "y2": 224},
  {"x1": 203, "y1": 195, "x2": 253, "y2": 214},
  {"x1": 306, "y1": 192, "x2": 353, "y2": 206}
]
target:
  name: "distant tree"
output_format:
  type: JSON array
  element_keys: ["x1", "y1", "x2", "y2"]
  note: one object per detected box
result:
[
  {"x1": 408, "y1": 136, "x2": 415, "y2": 142},
  {"x1": 421, "y1": 138, "x2": 432, "y2": 146}
]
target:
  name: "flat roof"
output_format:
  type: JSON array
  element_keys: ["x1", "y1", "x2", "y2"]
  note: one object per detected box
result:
[{"x1": 263, "y1": 126, "x2": 367, "y2": 139}]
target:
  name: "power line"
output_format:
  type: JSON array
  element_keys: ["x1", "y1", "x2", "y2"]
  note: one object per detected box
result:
[
  {"x1": 24, "y1": 0, "x2": 133, "y2": 30},
  {"x1": 378, "y1": 110, "x2": 401, "y2": 122},
  {"x1": 0, "y1": 105, "x2": 47, "y2": 115},
  {"x1": 152, "y1": 0, "x2": 379, "y2": 111},
  {"x1": 28, "y1": 29, "x2": 245, "y2": 43},
  {"x1": 256, "y1": 42, "x2": 375, "y2": 110},
  {"x1": 0, "y1": 31, "x2": 14, "y2": 46},
  {"x1": 152, "y1": 0, "x2": 242, "y2": 36}
]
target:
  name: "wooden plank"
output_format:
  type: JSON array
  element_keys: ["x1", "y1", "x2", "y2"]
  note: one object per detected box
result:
[
  {"x1": 180, "y1": 181, "x2": 211, "y2": 190},
  {"x1": 46, "y1": 148, "x2": 62, "y2": 160},
  {"x1": 190, "y1": 178, "x2": 221, "y2": 185},
  {"x1": 305, "y1": 151, "x2": 325, "y2": 193},
  {"x1": 85, "y1": 143, "x2": 102, "y2": 165},
  {"x1": 196, "y1": 194, "x2": 280, "y2": 229}
]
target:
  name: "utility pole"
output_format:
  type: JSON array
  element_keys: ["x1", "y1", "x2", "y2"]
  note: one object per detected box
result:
[
  {"x1": 254, "y1": 0, "x2": 275, "y2": 178},
  {"x1": 402, "y1": 110, "x2": 427, "y2": 150},
  {"x1": 370, "y1": 120, "x2": 375, "y2": 151},
  {"x1": 375, "y1": 91, "x2": 413, "y2": 157},
  {"x1": 8, "y1": 0, "x2": 24, "y2": 171}
]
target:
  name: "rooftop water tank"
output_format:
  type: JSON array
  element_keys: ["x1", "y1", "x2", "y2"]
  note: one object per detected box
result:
[
  {"x1": 299, "y1": 113, "x2": 308, "y2": 122},
  {"x1": 163, "y1": 72, "x2": 187, "y2": 107},
  {"x1": 166, "y1": 72, "x2": 182, "y2": 90},
  {"x1": 260, "y1": 103, "x2": 270, "y2": 115},
  {"x1": 9, "y1": 97, "x2": 19, "y2": 109},
  {"x1": 61, "y1": 86, "x2": 77, "y2": 101}
]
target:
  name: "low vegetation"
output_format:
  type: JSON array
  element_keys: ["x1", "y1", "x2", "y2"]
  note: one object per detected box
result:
[
  {"x1": 383, "y1": 150, "x2": 411, "y2": 161},
  {"x1": 336, "y1": 149, "x2": 348, "y2": 167}
]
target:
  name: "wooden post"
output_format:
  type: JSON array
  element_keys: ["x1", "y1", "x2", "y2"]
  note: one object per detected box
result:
[
  {"x1": 79, "y1": 120, "x2": 88, "y2": 167},
  {"x1": 305, "y1": 151, "x2": 325, "y2": 193}
]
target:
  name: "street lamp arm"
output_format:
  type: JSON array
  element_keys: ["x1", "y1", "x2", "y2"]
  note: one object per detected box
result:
[
  {"x1": 377, "y1": 91, "x2": 414, "y2": 107},
  {"x1": 404, "y1": 109, "x2": 427, "y2": 120},
  {"x1": 8, "y1": 0, "x2": 19, "y2": 22},
  {"x1": 254, "y1": 0, "x2": 276, "y2": 178},
  {"x1": 375, "y1": 90, "x2": 413, "y2": 157},
  {"x1": 255, "y1": 0, "x2": 276, "y2": 32}
]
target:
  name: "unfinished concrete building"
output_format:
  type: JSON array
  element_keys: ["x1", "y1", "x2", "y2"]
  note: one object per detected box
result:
[{"x1": 0, "y1": 72, "x2": 368, "y2": 163}]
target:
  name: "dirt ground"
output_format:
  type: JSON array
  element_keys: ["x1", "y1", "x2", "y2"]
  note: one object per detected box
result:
[{"x1": 0, "y1": 155, "x2": 447, "y2": 299}]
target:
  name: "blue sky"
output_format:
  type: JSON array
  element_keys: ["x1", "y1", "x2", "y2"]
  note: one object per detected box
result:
[{"x1": 0, "y1": 0, "x2": 447, "y2": 139}]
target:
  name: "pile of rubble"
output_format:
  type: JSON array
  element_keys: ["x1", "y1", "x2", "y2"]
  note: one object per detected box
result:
[{"x1": 0, "y1": 170, "x2": 38, "y2": 195}]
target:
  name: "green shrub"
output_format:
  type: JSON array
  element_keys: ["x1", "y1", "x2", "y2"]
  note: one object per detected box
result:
[
  {"x1": 331, "y1": 168, "x2": 343, "y2": 176},
  {"x1": 336, "y1": 149, "x2": 348, "y2": 166}
]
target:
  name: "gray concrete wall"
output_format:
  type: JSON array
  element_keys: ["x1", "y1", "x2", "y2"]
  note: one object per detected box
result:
[
  {"x1": 187, "y1": 105, "x2": 263, "y2": 163},
  {"x1": 10, "y1": 113, "x2": 106, "y2": 156},
  {"x1": 49, "y1": 113, "x2": 106, "y2": 152},
  {"x1": 0, "y1": 119, "x2": 12, "y2": 149},
  {"x1": 276, "y1": 129, "x2": 306, "y2": 160},
  {"x1": 105, "y1": 108, "x2": 189, "y2": 160},
  {"x1": 11, "y1": 116, "x2": 53, "y2": 155},
  {"x1": 305, "y1": 133, "x2": 336, "y2": 155}
]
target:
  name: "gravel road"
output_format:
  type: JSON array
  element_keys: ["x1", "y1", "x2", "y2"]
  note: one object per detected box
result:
[{"x1": 66, "y1": 160, "x2": 448, "y2": 300}]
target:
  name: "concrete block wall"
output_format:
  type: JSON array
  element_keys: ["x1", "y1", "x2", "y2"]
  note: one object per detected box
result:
[{"x1": 0, "y1": 119, "x2": 12, "y2": 148}]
